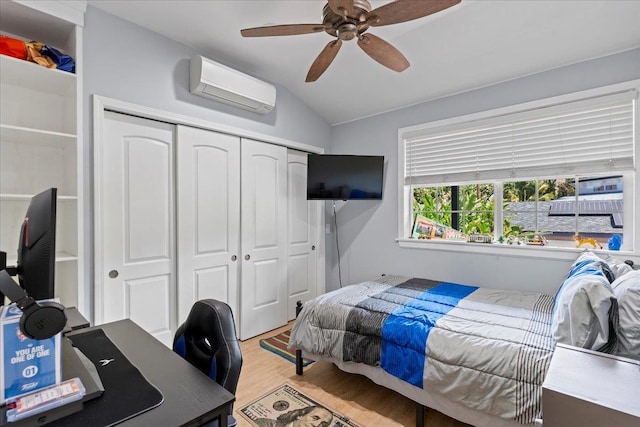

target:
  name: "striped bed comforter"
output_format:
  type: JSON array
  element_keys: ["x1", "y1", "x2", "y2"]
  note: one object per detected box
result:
[{"x1": 288, "y1": 275, "x2": 555, "y2": 425}]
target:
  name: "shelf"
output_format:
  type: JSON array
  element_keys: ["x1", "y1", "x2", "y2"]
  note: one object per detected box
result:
[
  {"x1": 55, "y1": 251, "x2": 78, "y2": 262},
  {"x1": 5, "y1": 251, "x2": 78, "y2": 267},
  {"x1": 0, "y1": 54, "x2": 76, "y2": 95},
  {"x1": 0, "y1": 124, "x2": 76, "y2": 145},
  {"x1": 0, "y1": 193, "x2": 78, "y2": 201}
]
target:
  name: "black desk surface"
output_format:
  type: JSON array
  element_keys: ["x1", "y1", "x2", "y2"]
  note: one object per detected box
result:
[{"x1": 65, "y1": 319, "x2": 235, "y2": 427}]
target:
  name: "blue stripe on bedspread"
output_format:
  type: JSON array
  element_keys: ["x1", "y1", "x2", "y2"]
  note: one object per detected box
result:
[{"x1": 380, "y1": 282, "x2": 478, "y2": 387}]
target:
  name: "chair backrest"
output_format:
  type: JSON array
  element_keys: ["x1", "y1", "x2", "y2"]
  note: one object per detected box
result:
[{"x1": 173, "y1": 299, "x2": 242, "y2": 397}]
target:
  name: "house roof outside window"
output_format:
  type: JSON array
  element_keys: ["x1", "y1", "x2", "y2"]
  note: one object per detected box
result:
[{"x1": 506, "y1": 193, "x2": 623, "y2": 237}]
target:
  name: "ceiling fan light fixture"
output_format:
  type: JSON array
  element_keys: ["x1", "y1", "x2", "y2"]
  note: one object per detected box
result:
[{"x1": 337, "y1": 23, "x2": 358, "y2": 40}]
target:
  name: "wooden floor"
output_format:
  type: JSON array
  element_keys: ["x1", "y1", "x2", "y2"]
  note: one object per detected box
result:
[{"x1": 234, "y1": 322, "x2": 471, "y2": 427}]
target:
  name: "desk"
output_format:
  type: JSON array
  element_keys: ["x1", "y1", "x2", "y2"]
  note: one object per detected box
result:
[
  {"x1": 0, "y1": 319, "x2": 235, "y2": 427},
  {"x1": 63, "y1": 319, "x2": 235, "y2": 427},
  {"x1": 1, "y1": 319, "x2": 235, "y2": 426}
]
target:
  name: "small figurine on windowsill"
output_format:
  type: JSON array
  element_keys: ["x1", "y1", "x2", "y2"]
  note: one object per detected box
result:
[
  {"x1": 574, "y1": 234, "x2": 602, "y2": 249},
  {"x1": 608, "y1": 234, "x2": 622, "y2": 251},
  {"x1": 507, "y1": 236, "x2": 522, "y2": 245},
  {"x1": 525, "y1": 235, "x2": 547, "y2": 246}
]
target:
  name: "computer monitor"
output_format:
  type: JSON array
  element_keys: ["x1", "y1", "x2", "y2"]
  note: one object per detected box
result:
[{"x1": 2, "y1": 188, "x2": 58, "y2": 301}]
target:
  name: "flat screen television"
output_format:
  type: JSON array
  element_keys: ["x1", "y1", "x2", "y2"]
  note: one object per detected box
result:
[
  {"x1": 307, "y1": 155, "x2": 384, "y2": 200},
  {"x1": 1, "y1": 188, "x2": 58, "y2": 302}
]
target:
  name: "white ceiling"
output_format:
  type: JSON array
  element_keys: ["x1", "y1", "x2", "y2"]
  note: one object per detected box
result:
[{"x1": 88, "y1": 0, "x2": 640, "y2": 125}]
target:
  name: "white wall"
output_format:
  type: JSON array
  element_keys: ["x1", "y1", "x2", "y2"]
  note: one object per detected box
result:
[
  {"x1": 326, "y1": 48, "x2": 640, "y2": 295},
  {"x1": 82, "y1": 6, "x2": 331, "y2": 311}
]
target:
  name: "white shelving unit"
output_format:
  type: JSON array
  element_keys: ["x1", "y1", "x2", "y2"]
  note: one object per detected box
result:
[{"x1": 0, "y1": 0, "x2": 85, "y2": 310}]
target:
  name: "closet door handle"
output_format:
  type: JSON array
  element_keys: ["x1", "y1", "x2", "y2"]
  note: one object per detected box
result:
[
  {"x1": 244, "y1": 254, "x2": 251, "y2": 261},
  {"x1": 311, "y1": 245, "x2": 316, "y2": 250},
  {"x1": 108, "y1": 270, "x2": 119, "y2": 279},
  {"x1": 231, "y1": 255, "x2": 237, "y2": 261}
]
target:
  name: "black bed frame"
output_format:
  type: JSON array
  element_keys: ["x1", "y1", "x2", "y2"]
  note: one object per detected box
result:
[{"x1": 294, "y1": 300, "x2": 427, "y2": 427}]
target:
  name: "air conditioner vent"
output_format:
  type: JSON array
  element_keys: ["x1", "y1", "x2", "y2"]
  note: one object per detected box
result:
[{"x1": 190, "y1": 55, "x2": 276, "y2": 114}]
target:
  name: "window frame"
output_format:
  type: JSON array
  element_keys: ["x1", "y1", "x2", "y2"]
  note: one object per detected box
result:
[{"x1": 397, "y1": 80, "x2": 640, "y2": 260}]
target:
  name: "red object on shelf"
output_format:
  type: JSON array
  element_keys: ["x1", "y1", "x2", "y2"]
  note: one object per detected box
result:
[{"x1": 0, "y1": 35, "x2": 27, "y2": 60}]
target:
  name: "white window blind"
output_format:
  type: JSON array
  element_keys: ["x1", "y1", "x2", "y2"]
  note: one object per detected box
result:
[{"x1": 404, "y1": 90, "x2": 637, "y2": 185}]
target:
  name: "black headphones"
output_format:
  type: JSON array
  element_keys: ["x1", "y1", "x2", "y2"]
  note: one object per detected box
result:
[{"x1": 0, "y1": 270, "x2": 66, "y2": 340}]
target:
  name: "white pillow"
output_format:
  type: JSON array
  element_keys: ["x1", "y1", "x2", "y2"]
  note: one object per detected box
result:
[
  {"x1": 611, "y1": 270, "x2": 640, "y2": 359},
  {"x1": 605, "y1": 255, "x2": 633, "y2": 280},
  {"x1": 552, "y1": 273, "x2": 616, "y2": 351},
  {"x1": 552, "y1": 251, "x2": 618, "y2": 353}
]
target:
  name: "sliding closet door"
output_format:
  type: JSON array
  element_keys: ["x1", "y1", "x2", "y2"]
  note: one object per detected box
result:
[
  {"x1": 287, "y1": 150, "x2": 319, "y2": 320},
  {"x1": 240, "y1": 138, "x2": 288, "y2": 340},
  {"x1": 98, "y1": 112, "x2": 176, "y2": 346},
  {"x1": 176, "y1": 126, "x2": 240, "y2": 325}
]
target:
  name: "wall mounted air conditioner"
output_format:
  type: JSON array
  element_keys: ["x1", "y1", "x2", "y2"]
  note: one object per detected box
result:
[{"x1": 190, "y1": 55, "x2": 276, "y2": 114}]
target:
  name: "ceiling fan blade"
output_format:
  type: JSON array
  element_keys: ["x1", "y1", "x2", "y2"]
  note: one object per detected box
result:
[
  {"x1": 368, "y1": 0, "x2": 461, "y2": 27},
  {"x1": 357, "y1": 33, "x2": 409, "y2": 72},
  {"x1": 327, "y1": 0, "x2": 357, "y2": 18},
  {"x1": 241, "y1": 24, "x2": 325, "y2": 37},
  {"x1": 306, "y1": 39, "x2": 343, "y2": 82}
]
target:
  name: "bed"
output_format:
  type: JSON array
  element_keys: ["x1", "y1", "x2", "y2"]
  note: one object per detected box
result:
[{"x1": 288, "y1": 252, "x2": 637, "y2": 427}]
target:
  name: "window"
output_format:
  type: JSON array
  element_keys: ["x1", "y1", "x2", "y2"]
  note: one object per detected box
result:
[
  {"x1": 399, "y1": 82, "x2": 639, "y2": 253},
  {"x1": 412, "y1": 183, "x2": 495, "y2": 236}
]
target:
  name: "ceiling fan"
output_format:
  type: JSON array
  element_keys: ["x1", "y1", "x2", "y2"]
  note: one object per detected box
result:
[{"x1": 240, "y1": 0, "x2": 461, "y2": 82}]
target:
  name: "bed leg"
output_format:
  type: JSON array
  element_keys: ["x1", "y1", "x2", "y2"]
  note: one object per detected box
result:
[
  {"x1": 295, "y1": 300, "x2": 304, "y2": 376},
  {"x1": 296, "y1": 349, "x2": 303, "y2": 376},
  {"x1": 416, "y1": 403, "x2": 425, "y2": 427}
]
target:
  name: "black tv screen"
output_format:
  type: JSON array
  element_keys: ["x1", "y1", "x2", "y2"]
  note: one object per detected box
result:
[{"x1": 307, "y1": 155, "x2": 384, "y2": 200}]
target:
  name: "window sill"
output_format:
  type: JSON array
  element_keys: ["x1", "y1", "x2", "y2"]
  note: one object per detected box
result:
[{"x1": 396, "y1": 238, "x2": 637, "y2": 262}]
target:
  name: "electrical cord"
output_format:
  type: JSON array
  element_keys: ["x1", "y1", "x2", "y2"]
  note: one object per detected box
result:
[{"x1": 333, "y1": 201, "x2": 342, "y2": 288}]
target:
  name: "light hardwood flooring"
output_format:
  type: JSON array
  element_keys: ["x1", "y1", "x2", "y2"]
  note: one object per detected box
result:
[{"x1": 234, "y1": 322, "x2": 471, "y2": 427}]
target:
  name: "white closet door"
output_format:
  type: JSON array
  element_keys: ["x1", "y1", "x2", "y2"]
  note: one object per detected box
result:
[
  {"x1": 240, "y1": 138, "x2": 288, "y2": 340},
  {"x1": 176, "y1": 125, "x2": 240, "y2": 325},
  {"x1": 287, "y1": 150, "x2": 319, "y2": 320},
  {"x1": 99, "y1": 112, "x2": 175, "y2": 346}
]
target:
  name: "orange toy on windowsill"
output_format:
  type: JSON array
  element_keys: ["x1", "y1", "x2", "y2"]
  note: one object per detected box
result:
[{"x1": 574, "y1": 234, "x2": 602, "y2": 249}]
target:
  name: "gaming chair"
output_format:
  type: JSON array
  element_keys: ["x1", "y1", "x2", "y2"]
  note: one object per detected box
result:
[{"x1": 173, "y1": 299, "x2": 242, "y2": 427}]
